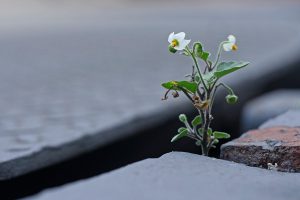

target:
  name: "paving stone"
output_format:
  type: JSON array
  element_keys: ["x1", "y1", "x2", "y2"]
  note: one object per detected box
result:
[
  {"x1": 221, "y1": 127, "x2": 300, "y2": 172},
  {"x1": 26, "y1": 152, "x2": 300, "y2": 200},
  {"x1": 221, "y1": 110, "x2": 300, "y2": 171},
  {"x1": 241, "y1": 90, "x2": 300, "y2": 131},
  {"x1": 260, "y1": 110, "x2": 300, "y2": 129},
  {"x1": 1, "y1": 6, "x2": 300, "y2": 180}
]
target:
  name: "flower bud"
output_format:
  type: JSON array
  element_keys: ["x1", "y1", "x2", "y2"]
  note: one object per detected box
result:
[
  {"x1": 195, "y1": 75, "x2": 200, "y2": 83},
  {"x1": 179, "y1": 114, "x2": 187, "y2": 123},
  {"x1": 168, "y1": 45, "x2": 177, "y2": 53},
  {"x1": 172, "y1": 91, "x2": 179, "y2": 98},
  {"x1": 226, "y1": 94, "x2": 238, "y2": 104},
  {"x1": 193, "y1": 42, "x2": 203, "y2": 57},
  {"x1": 195, "y1": 140, "x2": 202, "y2": 146},
  {"x1": 192, "y1": 95, "x2": 200, "y2": 101}
]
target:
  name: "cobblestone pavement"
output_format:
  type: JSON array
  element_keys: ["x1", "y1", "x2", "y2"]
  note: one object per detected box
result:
[{"x1": 0, "y1": 5, "x2": 300, "y2": 179}]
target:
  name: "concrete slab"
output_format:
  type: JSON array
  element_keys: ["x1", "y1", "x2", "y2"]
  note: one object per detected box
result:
[
  {"x1": 241, "y1": 90, "x2": 300, "y2": 131},
  {"x1": 26, "y1": 152, "x2": 300, "y2": 200},
  {"x1": 260, "y1": 110, "x2": 300, "y2": 129}
]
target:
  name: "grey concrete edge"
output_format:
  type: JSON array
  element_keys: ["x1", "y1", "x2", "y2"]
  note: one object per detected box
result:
[{"x1": 0, "y1": 102, "x2": 191, "y2": 180}]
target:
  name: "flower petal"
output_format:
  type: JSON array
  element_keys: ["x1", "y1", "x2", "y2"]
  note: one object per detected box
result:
[
  {"x1": 168, "y1": 32, "x2": 175, "y2": 43},
  {"x1": 227, "y1": 35, "x2": 236, "y2": 43},
  {"x1": 175, "y1": 39, "x2": 190, "y2": 50},
  {"x1": 223, "y1": 42, "x2": 233, "y2": 51},
  {"x1": 173, "y1": 32, "x2": 186, "y2": 41}
]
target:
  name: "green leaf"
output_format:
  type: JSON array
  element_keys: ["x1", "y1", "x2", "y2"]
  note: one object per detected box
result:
[
  {"x1": 178, "y1": 127, "x2": 187, "y2": 133},
  {"x1": 161, "y1": 81, "x2": 198, "y2": 93},
  {"x1": 213, "y1": 131, "x2": 230, "y2": 139},
  {"x1": 193, "y1": 42, "x2": 203, "y2": 57},
  {"x1": 207, "y1": 128, "x2": 213, "y2": 136},
  {"x1": 198, "y1": 128, "x2": 212, "y2": 136},
  {"x1": 214, "y1": 61, "x2": 249, "y2": 78},
  {"x1": 191, "y1": 115, "x2": 202, "y2": 127},
  {"x1": 202, "y1": 73, "x2": 216, "y2": 85},
  {"x1": 178, "y1": 81, "x2": 198, "y2": 93},
  {"x1": 171, "y1": 128, "x2": 188, "y2": 142},
  {"x1": 201, "y1": 51, "x2": 210, "y2": 61},
  {"x1": 198, "y1": 128, "x2": 203, "y2": 136},
  {"x1": 162, "y1": 81, "x2": 178, "y2": 90},
  {"x1": 195, "y1": 74, "x2": 200, "y2": 83},
  {"x1": 195, "y1": 72, "x2": 216, "y2": 86},
  {"x1": 192, "y1": 42, "x2": 210, "y2": 62},
  {"x1": 213, "y1": 139, "x2": 219, "y2": 144}
]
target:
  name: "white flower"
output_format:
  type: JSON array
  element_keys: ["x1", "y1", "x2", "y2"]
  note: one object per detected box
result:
[
  {"x1": 223, "y1": 35, "x2": 238, "y2": 51},
  {"x1": 168, "y1": 32, "x2": 191, "y2": 50}
]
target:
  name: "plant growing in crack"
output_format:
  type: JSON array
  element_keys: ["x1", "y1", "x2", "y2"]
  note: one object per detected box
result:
[{"x1": 162, "y1": 32, "x2": 249, "y2": 156}]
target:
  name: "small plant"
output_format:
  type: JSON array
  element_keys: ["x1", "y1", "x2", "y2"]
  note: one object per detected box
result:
[{"x1": 162, "y1": 32, "x2": 249, "y2": 156}]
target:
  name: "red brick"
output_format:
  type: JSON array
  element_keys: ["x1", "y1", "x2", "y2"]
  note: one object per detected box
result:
[{"x1": 220, "y1": 127, "x2": 300, "y2": 172}]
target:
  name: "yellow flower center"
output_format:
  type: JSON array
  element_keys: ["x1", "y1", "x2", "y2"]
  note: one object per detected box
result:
[
  {"x1": 232, "y1": 44, "x2": 238, "y2": 51},
  {"x1": 171, "y1": 39, "x2": 179, "y2": 47},
  {"x1": 171, "y1": 81, "x2": 178, "y2": 86}
]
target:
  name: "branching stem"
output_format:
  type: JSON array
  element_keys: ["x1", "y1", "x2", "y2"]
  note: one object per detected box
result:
[
  {"x1": 212, "y1": 41, "x2": 226, "y2": 70},
  {"x1": 186, "y1": 47, "x2": 208, "y2": 93}
]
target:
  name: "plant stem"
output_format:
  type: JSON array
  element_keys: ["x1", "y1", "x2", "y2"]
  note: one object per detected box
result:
[
  {"x1": 212, "y1": 41, "x2": 225, "y2": 70},
  {"x1": 219, "y1": 83, "x2": 234, "y2": 94},
  {"x1": 185, "y1": 47, "x2": 216, "y2": 156},
  {"x1": 186, "y1": 47, "x2": 208, "y2": 93},
  {"x1": 198, "y1": 88, "x2": 213, "y2": 156},
  {"x1": 209, "y1": 81, "x2": 220, "y2": 114},
  {"x1": 201, "y1": 145, "x2": 208, "y2": 156},
  {"x1": 200, "y1": 107, "x2": 212, "y2": 155}
]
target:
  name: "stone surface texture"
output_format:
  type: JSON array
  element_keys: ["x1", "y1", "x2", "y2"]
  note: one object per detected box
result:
[
  {"x1": 260, "y1": 110, "x2": 300, "y2": 129},
  {"x1": 1, "y1": 5, "x2": 300, "y2": 179},
  {"x1": 241, "y1": 90, "x2": 300, "y2": 131},
  {"x1": 26, "y1": 152, "x2": 300, "y2": 200},
  {"x1": 221, "y1": 127, "x2": 300, "y2": 172}
]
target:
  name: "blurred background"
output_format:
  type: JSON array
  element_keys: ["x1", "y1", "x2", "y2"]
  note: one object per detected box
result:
[{"x1": 0, "y1": 0, "x2": 300, "y2": 199}]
